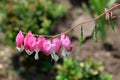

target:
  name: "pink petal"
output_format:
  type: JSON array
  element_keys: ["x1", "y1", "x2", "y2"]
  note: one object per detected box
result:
[
  {"x1": 105, "y1": 8, "x2": 110, "y2": 20},
  {"x1": 60, "y1": 33, "x2": 72, "y2": 52},
  {"x1": 52, "y1": 38, "x2": 61, "y2": 53},
  {"x1": 42, "y1": 40, "x2": 53, "y2": 56},
  {"x1": 16, "y1": 31, "x2": 24, "y2": 48},
  {"x1": 24, "y1": 31, "x2": 33, "y2": 50},
  {"x1": 110, "y1": 11, "x2": 116, "y2": 19},
  {"x1": 27, "y1": 36, "x2": 36, "y2": 52},
  {"x1": 37, "y1": 36, "x2": 46, "y2": 51}
]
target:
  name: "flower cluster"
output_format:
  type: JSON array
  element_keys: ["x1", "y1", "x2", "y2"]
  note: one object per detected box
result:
[
  {"x1": 16, "y1": 31, "x2": 72, "y2": 62},
  {"x1": 104, "y1": 8, "x2": 116, "y2": 20}
]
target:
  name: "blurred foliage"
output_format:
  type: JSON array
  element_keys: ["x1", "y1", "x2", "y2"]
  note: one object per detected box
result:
[
  {"x1": 56, "y1": 57, "x2": 112, "y2": 80},
  {"x1": 0, "y1": 0, "x2": 66, "y2": 45},
  {"x1": 11, "y1": 51, "x2": 57, "y2": 80},
  {"x1": 82, "y1": 0, "x2": 116, "y2": 41}
]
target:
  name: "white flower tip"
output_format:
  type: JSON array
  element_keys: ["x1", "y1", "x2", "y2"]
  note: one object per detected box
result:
[
  {"x1": 54, "y1": 54, "x2": 59, "y2": 62},
  {"x1": 61, "y1": 48, "x2": 71, "y2": 58},
  {"x1": 51, "y1": 51, "x2": 59, "y2": 62},
  {"x1": 16, "y1": 45, "x2": 24, "y2": 52},
  {"x1": 61, "y1": 48, "x2": 67, "y2": 57},
  {"x1": 34, "y1": 51, "x2": 39, "y2": 60},
  {"x1": 25, "y1": 50, "x2": 33, "y2": 55}
]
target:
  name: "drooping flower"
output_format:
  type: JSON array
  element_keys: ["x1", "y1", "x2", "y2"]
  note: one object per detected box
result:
[
  {"x1": 24, "y1": 31, "x2": 34, "y2": 55},
  {"x1": 16, "y1": 31, "x2": 24, "y2": 52},
  {"x1": 105, "y1": 8, "x2": 110, "y2": 20},
  {"x1": 52, "y1": 38, "x2": 61, "y2": 61},
  {"x1": 27, "y1": 36, "x2": 40, "y2": 60},
  {"x1": 27, "y1": 36, "x2": 36, "y2": 53},
  {"x1": 37, "y1": 36, "x2": 46, "y2": 51},
  {"x1": 16, "y1": 31, "x2": 73, "y2": 61},
  {"x1": 60, "y1": 33, "x2": 72, "y2": 57},
  {"x1": 60, "y1": 33, "x2": 72, "y2": 51},
  {"x1": 52, "y1": 38, "x2": 61, "y2": 53},
  {"x1": 24, "y1": 31, "x2": 42, "y2": 60},
  {"x1": 34, "y1": 36, "x2": 46, "y2": 60},
  {"x1": 110, "y1": 11, "x2": 116, "y2": 19},
  {"x1": 42, "y1": 39, "x2": 59, "y2": 62},
  {"x1": 42, "y1": 40, "x2": 54, "y2": 56},
  {"x1": 105, "y1": 8, "x2": 116, "y2": 20}
]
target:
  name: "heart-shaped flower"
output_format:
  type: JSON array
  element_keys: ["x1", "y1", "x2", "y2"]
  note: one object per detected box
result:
[
  {"x1": 52, "y1": 38, "x2": 61, "y2": 53},
  {"x1": 24, "y1": 31, "x2": 35, "y2": 55},
  {"x1": 60, "y1": 33, "x2": 72, "y2": 52},
  {"x1": 37, "y1": 36, "x2": 46, "y2": 51},
  {"x1": 42, "y1": 40, "x2": 54, "y2": 56},
  {"x1": 16, "y1": 31, "x2": 24, "y2": 52},
  {"x1": 60, "y1": 33, "x2": 72, "y2": 57}
]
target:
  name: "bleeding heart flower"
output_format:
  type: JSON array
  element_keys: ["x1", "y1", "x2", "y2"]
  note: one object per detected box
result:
[
  {"x1": 37, "y1": 36, "x2": 46, "y2": 51},
  {"x1": 52, "y1": 38, "x2": 61, "y2": 53},
  {"x1": 105, "y1": 8, "x2": 116, "y2": 20},
  {"x1": 33, "y1": 36, "x2": 46, "y2": 60},
  {"x1": 105, "y1": 8, "x2": 110, "y2": 20},
  {"x1": 60, "y1": 33, "x2": 72, "y2": 51},
  {"x1": 27, "y1": 36, "x2": 36, "y2": 52},
  {"x1": 16, "y1": 31, "x2": 73, "y2": 61},
  {"x1": 110, "y1": 11, "x2": 116, "y2": 19},
  {"x1": 24, "y1": 31, "x2": 34, "y2": 55},
  {"x1": 43, "y1": 40, "x2": 59, "y2": 62},
  {"x1": 42, "y1": 40, "x2": 53, "y2": 56},
  {"x1": 16, "y1": 31, "x2": 24, "y2": 52},
  {"x1": 27, "y1": 36, "x2": 39, "y2": 60},
  {"x1": 60, "y1": 33, "x2": 72, "y2": 57}
]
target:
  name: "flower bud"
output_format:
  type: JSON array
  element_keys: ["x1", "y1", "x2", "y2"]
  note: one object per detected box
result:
[
  {"x1": 60, "y1": 33, "x2": 72, "y2": 52},
  {"x1": 24, "y1": 31, "x2": 34, "y2": 55},
  {"x1": 16, "y1": 31, "x2": 24, "y2": 52},
  {"x1": 105, "y1": 8, "x2": 110, "y2": 20},
  {"x1": 52, "y1": 38, "x2": 61, "y2": 53}
]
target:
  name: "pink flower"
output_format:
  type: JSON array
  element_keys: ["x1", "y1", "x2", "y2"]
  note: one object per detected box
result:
[
  {"x1": 52, "y1": 38, "x2": 61, "y2": 53},
  {"x1": 42, "y1": 40, "x2": 54, "y2": 56},
  {"x1": 27, "y1": 36, "x2": 36, "y2": 52},
  {"x1": 27, "y1": 36, "x2": 39, "y2": 60},
  {"x1": 60, "y1": 33, "x2": 72, "y2": 52},
  {"x1": 43, "y1": 39, "x2": 59, "y2": 62},
  {"x1": 16, "y1": 31, "x2": 73, "y2": 61},
  {"x1": 16, "y1": 31, "x2": 24, "y2": 52},
  {"x1": 105, "y1": 8, "x2": 116, "y2": 20},
  {"x1": 105, "y1": 8, "x2": 110, "y2": 20},
  {"x1": 33, "y1": 36, "x2": 46, "y2": 60},
  {"x1": 24, "y1": 31, "x2": 35, "y2": 55},
  {"x1": 110, "y1": 11, "x2": 116, "y2": 19},
  {"x1": 37, "y1": 36, "x2": 46, "y2": 51},
  {"x1": 60, "y1": 33, "x2": 72, "y2": 57},
  {"x1": 24, "y1": 31, "x2": 41, "y2": 60}
]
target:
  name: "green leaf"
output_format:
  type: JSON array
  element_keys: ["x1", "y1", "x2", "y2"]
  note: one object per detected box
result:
[
  {"x1": 107, "y1": 0, "x2": 116, "y2": 7},
  {"x1": 98, "y1": 17, "x2": 107, "y2": 41},
  {"x1": 109, "y1": 18, "x2": 115, "y2": 30},
  {"x1": 79, "y1": 27, "x2": 83, "y2": 46},
  {"x1": 93, "y1": 25, "x2": 98, "y2": 42},
  {"x1": 103, "y1": 74, "x2": 112, "y2": 80},
  {"x1": 41, "y1": 20, "x2": 51, "y2": 29}
]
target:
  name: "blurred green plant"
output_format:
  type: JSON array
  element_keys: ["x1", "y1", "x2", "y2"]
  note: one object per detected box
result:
[
  {"x1": 82, "y1": 0, "x2": 116, "y2": 41},
  {"x1": 56, "y1": 57, "x2": 112, "y2": 80},
  {"x1": 0, "y1": 0, "x2": 66, "y2": 45}
]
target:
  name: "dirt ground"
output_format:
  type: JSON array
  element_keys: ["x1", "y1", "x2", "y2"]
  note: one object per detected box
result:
[{"x1": 0, "y1": 0, "x2": 120, "y2": 80}]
